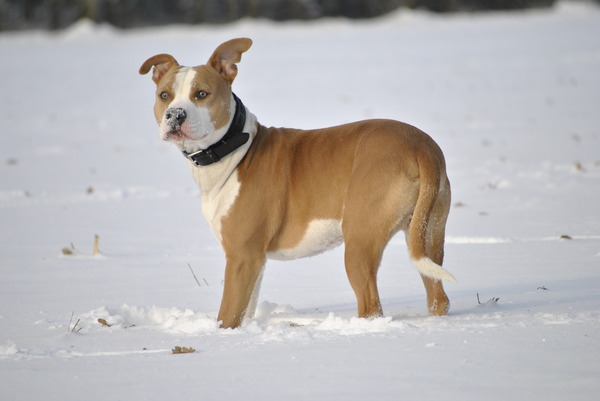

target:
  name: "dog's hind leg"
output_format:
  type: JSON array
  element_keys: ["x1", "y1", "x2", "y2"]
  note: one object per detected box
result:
[
  {"x1": 424, "y1": 179, "x2": 451, "y2": 315},
  {"x1": 340, "y1": 153, "x2": 411, "y2": 319},
  {"x1": 409, "y1": 173, "x2": 452, "y2": 316},
  {"x1": 342, "y1": 186, "x2": 396, "y2": 319},
  {"x1": 343, "y1": 235, "x2": 385, "y2": 319}
]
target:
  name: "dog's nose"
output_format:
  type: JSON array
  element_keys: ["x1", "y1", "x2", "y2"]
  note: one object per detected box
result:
[{"x1": 165, "y1": 107, "x2": 187, "y2": 127}]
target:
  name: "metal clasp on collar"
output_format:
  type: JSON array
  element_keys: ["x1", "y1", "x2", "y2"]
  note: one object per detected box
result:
[{"x1": 182, "y1": 149, "x2": 221, "y2": 167}]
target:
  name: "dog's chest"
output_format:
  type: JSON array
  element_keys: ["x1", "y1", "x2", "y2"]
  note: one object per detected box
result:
[{"x1": 197, "y1": 170, "x2": 241, "y2": 243}]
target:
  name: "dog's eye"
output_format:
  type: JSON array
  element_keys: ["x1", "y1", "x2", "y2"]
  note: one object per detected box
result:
[
  {"x1": 159, "y1": 91, "x2": 169, "y2": 100},
  {"x1": 195, "y1": 90, "x2": 208, "y2": 100}
]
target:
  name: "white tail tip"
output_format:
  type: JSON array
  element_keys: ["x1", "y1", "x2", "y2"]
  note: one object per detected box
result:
[{"x1": 412, "y1": 257, "x2": 456, "y2": 282}]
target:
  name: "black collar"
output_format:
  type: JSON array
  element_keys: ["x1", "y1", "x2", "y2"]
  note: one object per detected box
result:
[{"x1": 182, "y1": 93, "x2": 250, "y2": 167}]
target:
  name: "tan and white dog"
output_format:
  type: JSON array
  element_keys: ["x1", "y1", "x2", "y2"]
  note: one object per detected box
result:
[{"x1": 140, "y1": 38, "x2": 455, "y2": 329}]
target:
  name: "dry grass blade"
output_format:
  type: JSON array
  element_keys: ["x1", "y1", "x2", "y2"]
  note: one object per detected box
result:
[
  {"x1": 93, "y1": 234, "x2": 100, "y2": 256},
  {"x1": 477, "y1": 293, "x2": 500, "y2": 307},
  {"x1": 187, "y1": 263, "x2": 202, "y2": 287},
  {"x1": 69, "y1": 312, "x2": 83, "y2": 333}
]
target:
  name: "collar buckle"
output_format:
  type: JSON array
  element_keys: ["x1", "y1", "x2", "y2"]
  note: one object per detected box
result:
[{"x1": 183, "y1": 149, "x2": 220, "y2": 167}]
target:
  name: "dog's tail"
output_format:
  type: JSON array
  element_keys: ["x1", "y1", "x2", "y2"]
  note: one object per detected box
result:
[{"x1": 407, "y1": 151, "x2": 456, "y2": 282}]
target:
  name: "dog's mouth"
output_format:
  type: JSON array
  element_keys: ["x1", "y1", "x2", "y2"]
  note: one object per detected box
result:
[{"x1": 162, "y1": 129, "x2": 187, "y2": 141}]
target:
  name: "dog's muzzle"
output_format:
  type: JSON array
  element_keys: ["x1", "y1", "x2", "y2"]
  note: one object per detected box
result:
[{"x1": 165, "y1": 107, "x2": 187, "y2": 128}]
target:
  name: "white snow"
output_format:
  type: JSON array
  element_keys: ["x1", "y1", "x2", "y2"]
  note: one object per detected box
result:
[{"x1": 1, "y1": 2, "x2": 600, "y2": 400}]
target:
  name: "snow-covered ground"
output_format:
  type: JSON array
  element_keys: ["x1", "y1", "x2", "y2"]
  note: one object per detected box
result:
[{"x1": 1, "y1": 2, "x2": 599, "y2": 400}]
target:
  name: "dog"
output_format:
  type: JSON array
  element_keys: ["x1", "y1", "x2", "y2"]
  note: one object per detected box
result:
[{"x1": 140, "y1": 38, "x2": 455, "y2": 329}]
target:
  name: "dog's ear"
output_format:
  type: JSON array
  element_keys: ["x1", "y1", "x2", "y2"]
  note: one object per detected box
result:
[
  {"x1": 207, "y1": 38, "x2": 252, "y2": 84},
  {"x1": 139, "y1": 54, "x2": 179, "y2": 84}
]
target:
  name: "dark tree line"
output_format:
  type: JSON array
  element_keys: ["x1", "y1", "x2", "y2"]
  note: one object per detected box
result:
[{"x1": 0, "y1": 0, "x2": 563, "y2": 31}]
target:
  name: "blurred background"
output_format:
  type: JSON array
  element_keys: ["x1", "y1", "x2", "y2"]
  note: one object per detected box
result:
[{"x1": 0, "y1": 0, "x2": 576, "y2": 31}]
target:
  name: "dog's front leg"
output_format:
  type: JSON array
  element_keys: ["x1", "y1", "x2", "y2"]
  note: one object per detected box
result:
[{"x1": 217, "y1": 254, "x2": 266, "y2": 329}]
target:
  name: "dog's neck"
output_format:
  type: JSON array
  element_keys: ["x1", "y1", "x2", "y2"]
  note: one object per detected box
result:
[
  {"x1": 187, "y1": 96, "x2": 258, "y2": 196},
  {"x1": 181, "y1": 93, "x2": 250, "y2": 167}
]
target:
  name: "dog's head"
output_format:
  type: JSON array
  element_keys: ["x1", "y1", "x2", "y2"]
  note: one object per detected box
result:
[{"x1": 140, "y1": 38, "x2": 252, "y2": 153}]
